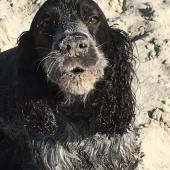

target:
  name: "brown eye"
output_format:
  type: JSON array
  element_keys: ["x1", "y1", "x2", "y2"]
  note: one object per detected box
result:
[
  {"x1": 39, "y1": 16, "x2": 58, "y2": 36},
  {"x1": 88, "y1": 16, "x2": 99, "y2": 25}
]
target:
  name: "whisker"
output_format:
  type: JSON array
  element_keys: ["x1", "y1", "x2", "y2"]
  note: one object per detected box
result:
[
  {"x1": 96, "y1": 40, "x2": 112, "y2": 48},
  {"x1": 50, "y1": 51, "x2": 61, "y2": 55},
  {"x1": 32, "y1": 55, "x2": 47, "y2": 66},
  {"x1": 46, "y1": 59, "x2": 62, "y2": 87},
  {"x1": 47, "y1": 58, "x2": 58, "y2": 79},
  {"x1": 36, "y1": 56, "x2": 51, "y2": 72},
  {"x1": 34, "y1": 50, "x2": 60, "y2": 72}
]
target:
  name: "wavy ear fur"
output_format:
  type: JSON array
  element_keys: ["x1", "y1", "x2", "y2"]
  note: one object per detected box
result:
[
  {"x1": 17, "y1": 31, "x2": 33, "y2": 53},
  {"x1": 17, "y1": 31, "x2": 38, "y2": 68},
  {"x1": 94, "y1": 28, "x2": 135, "y2": 135}
]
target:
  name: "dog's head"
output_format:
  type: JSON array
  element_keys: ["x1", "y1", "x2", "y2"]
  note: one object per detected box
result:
[
  {"x1": 20, "y1": 0, "x2": 112, "y2": 96},
  {"x1": 17, "y1": 0, "x2": 135, "y2": 135}
]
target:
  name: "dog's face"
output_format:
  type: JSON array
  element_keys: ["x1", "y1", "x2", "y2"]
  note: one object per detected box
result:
[{"x1": 29, "y1": 0, "x2": 111, "y2": 95}]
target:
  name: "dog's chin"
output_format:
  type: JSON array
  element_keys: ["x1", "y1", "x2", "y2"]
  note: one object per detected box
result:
[{"x1": 57, "y1": 71, "x2": 97, "y2": 95}]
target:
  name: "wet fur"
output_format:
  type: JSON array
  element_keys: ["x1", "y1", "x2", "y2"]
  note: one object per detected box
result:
[{"x1": 0, "y1": 0, "x2": 138, "y2": 170}]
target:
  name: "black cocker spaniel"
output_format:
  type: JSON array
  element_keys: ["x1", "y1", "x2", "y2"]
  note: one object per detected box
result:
[{"x1": 0, "y1": 0, "x2": 138, "y2": 169}]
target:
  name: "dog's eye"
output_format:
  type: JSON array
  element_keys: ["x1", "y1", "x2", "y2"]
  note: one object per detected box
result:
[
  {"x1": 39, "y1": 17, "x2": 58, "y2": 36},
  {"x1": 87, "y1": 16, "x2": 100, "y2": 25},
  {"x1": 40, "y1": 17, "x2": 51, "y2": 28}
]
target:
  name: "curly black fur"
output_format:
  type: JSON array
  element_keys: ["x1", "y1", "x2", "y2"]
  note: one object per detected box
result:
[{"x1": 0, "y1": 0, "x2": 137, "y2": 170}]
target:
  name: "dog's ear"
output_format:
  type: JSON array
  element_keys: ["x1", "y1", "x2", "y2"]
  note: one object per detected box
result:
[
  {"x1": 17, "y1": 31, "x2": 36, "y2": 67},
  {"x1": 17, "y1": 31, "x2": 32, "y2": 52},
  {"x1": 95, "y1": 28, "x2": 135, "y2": 135}
]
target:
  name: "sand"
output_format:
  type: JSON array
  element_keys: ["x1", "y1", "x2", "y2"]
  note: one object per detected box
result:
[{"x1": 0, "y1": 0, "x2": 170, "y2": 169}]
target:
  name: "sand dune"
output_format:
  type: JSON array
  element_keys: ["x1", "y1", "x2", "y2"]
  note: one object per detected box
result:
[{"x1": 0, "y1": 0, "x2": 170, "y2": 169}]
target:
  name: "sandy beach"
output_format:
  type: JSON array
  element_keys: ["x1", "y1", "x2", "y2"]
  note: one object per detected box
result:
[{"x1": 0, "y1": 0, "x2": 170, "y2": 169}]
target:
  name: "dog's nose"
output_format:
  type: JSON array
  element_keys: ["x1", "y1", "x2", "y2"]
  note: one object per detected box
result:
[
  {"x1": 59, "y1": 33, "x2": 89, "y2": 56},
  {"x1": 66, "y1": 42, "x2": 88, "y2": 53}
]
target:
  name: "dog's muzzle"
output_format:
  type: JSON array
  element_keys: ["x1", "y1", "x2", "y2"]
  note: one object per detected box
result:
[{"x1": 45, "y1": 31, "x2": 107, "y2": 95}]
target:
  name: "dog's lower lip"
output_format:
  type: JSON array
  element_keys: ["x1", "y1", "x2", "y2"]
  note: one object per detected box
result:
[{"x1": 71, "y1": 67, "x2": 85, "y2": 74}]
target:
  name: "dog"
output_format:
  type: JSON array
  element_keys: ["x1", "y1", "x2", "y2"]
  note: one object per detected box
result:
[{"x1": 0, "y1": 0, "x2": 138, "y2": 169}]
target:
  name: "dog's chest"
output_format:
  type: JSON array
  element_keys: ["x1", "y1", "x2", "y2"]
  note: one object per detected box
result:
[
  {"x1": 54, "y1": 134, "x2": 115, "y2": 170},
  {"x1": 45, "y1": 124, "x2": 136, "y2": 170},
  {"x1": 20, "y1": 101, "x2": 136, "y2": 169}
]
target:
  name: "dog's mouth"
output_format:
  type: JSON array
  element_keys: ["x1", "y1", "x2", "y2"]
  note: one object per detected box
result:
[
  {"x1": 70, "y1": 67, "x2": 85, "y2": 74},
  {"x1": 57, "y1": 66, "x2": 98, "y2": 95}
]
